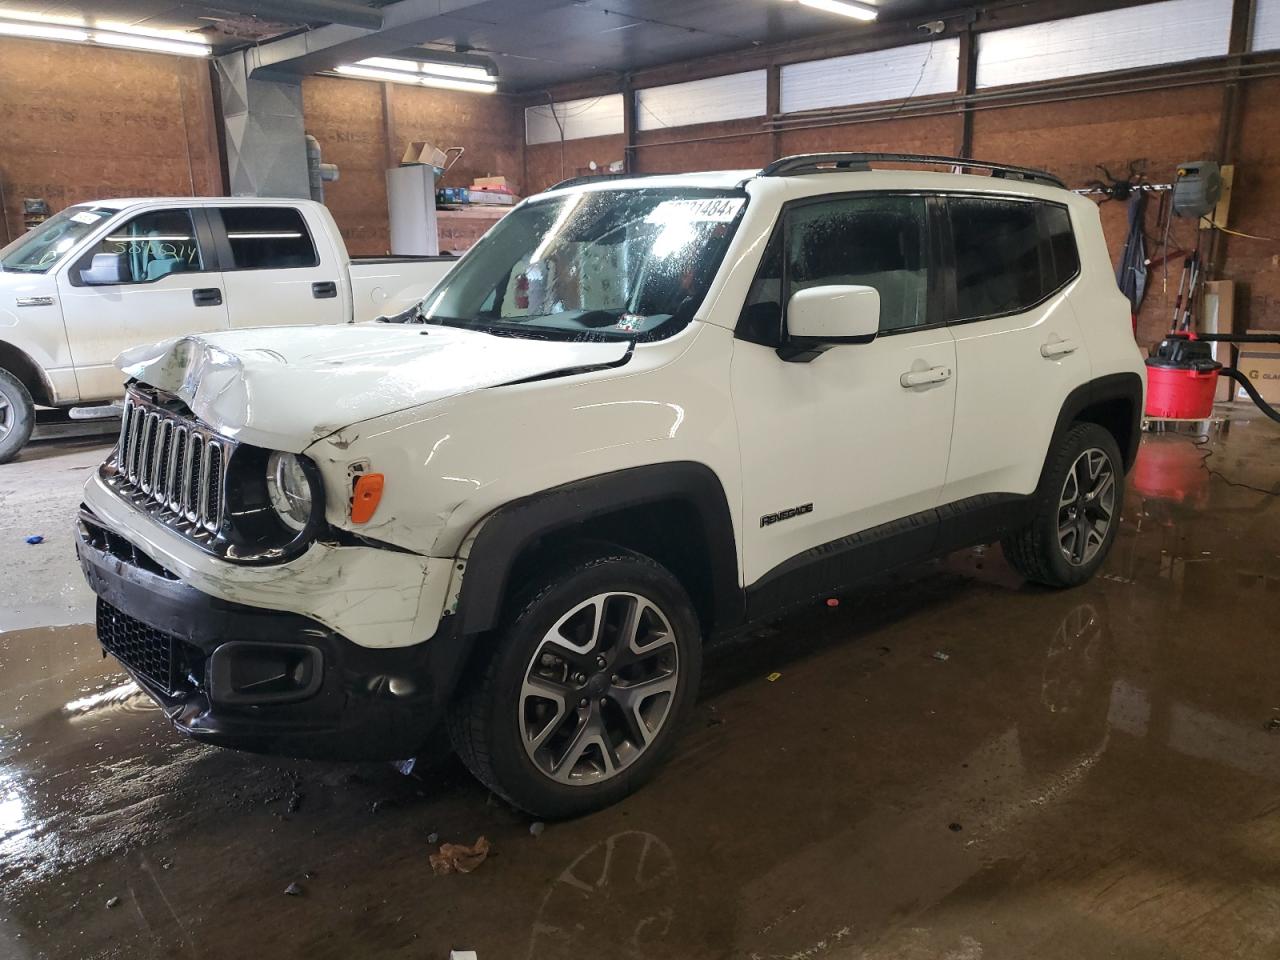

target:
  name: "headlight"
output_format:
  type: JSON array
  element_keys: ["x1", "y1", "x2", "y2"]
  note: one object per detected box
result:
[{"x1": 266, "y1": 451, "x2": 314, "y2": 531}]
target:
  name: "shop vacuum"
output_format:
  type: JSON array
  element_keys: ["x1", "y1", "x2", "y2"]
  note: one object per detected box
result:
[{"x1": 1145, "y1": 331, "x2": 1280, "y2": 422}]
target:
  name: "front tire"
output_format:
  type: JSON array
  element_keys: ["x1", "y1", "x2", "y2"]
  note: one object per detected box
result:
[
  {"x1": 448, "y1": 548, "x2": 702, "y2": 818},
  {"x1": 0, "y1": 369, "x2": 35, "y2": 464},
  {"x1": 1002, "y1": 422, "x2": 1124, "y2": 588}
]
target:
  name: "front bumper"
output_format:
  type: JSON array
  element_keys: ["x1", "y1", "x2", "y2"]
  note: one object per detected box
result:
[
  {"x1": 81, "y1": 468, "x2": 454, "y2": 651},
  {"x1": 76, "y1": 510, "x2": 473, "y2": 760}
]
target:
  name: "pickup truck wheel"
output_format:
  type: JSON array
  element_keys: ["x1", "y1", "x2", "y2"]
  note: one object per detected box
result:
[
  {"x1": 1002, "y1": 422, "x2": 1124, "y2": 588},
  {"x1": 448, "y1": 548, "x2": 702, "y2": 818},
  {"x1": 0, "y1": 369, "x2": 35, "y2": 464}
]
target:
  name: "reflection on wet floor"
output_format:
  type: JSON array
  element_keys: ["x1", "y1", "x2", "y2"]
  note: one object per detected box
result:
[{"x1": 1, "y1": 415, "x2": 1279, "y2": 959}]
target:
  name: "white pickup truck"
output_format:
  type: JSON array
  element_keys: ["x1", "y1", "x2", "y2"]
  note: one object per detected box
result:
[{"x1": 0, "y1": 197, "x2": 455, "y2": 462}]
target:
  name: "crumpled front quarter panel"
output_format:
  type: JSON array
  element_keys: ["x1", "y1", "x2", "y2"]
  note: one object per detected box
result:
[{"x1": 308, "y1": 321, "x2": 743, "y2": 561}]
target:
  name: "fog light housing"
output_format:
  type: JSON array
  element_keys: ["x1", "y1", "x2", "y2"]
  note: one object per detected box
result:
[{"x1": 208, "y1": 642, "x2": 323, "y2": 705}]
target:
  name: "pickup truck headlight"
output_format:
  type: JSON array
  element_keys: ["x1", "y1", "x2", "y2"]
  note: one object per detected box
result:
[{"x1": 266, "y1": 451, "x2": 314, "y2": 531}]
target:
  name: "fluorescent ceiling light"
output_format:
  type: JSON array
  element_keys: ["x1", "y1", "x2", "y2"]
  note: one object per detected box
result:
[
  {"x1": 0, "y1": 13, "x2": 209, "y2": 55},
  {"x1": 92, "y1": 32, "x2": 211, "y2": 56},
  {"x1": 794, "y1": 0, "x2": 878, "y2": 21},
  {"x1": 336, "y1": 63, "x2": 497, "y2": 93},
  {"x1": 0, "y1": 20, "x2": 89, "y2": 42},
  {"x1": 357, "y1": 56, "x2": 496, "y2": 84}
]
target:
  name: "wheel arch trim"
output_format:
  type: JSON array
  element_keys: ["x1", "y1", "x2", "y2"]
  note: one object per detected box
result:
[
  {"x1": 0, "y1": 339, "x2": 57, "y2": 406},
  {"x1": 452, "y1": 461, "x2": 742, "y2": 637},
  {"x1": 1039, "y1": 371, "x2": 1143, "y2": 495}
]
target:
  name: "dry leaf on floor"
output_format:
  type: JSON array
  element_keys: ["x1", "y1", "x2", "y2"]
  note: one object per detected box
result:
[{"x1": 430, "y1": 836, "x2": 491, "y2": 875}]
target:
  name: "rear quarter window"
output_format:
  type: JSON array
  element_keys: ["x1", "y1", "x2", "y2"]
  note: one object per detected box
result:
[
  {"x1": 217, "y1": 207, "x2": 319, "y2": 270},
  {"x1": 947, "y1": 196, "x2": 1077, "y2": 322}
]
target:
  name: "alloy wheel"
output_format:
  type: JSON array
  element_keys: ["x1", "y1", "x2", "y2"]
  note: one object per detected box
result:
[
  {"x1": 1058, "y1": 448, "x2": 1116, "y2": 566},
  {"x1": 519, "y1": 592, "x2": 680, "y2": 785},
  {"x1": 0, "y1": 392, "x2": 11, "y2": 442}
]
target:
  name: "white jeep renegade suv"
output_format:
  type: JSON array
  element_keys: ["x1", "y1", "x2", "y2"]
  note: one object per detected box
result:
[{"x1": 77, "y1": 154, "x2": 1146, "y2": 817}]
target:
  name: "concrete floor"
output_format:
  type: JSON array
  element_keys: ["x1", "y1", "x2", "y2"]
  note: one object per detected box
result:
[{"x1": 1, "y1": 411, "x2": 1279, "y2": 959}]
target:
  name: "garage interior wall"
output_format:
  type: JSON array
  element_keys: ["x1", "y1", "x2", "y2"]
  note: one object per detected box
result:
[
  {"x1": 0, "y1": 36, "x2": 223, "y2": 247},
  {"x1": 0, "y1": 37, "x2": 527, "y2": 258},
  {"x1": 2, "y1": 4, "x2": 1279, "y2": 345},
  {"x1": 301, "y1": 76, "x2": 525, "y2": 255},
  {"x1": 522, "y1": 52, "x2": 1280, "y2": 348}
]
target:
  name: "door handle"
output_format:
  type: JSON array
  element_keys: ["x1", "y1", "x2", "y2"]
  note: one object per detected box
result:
[
  {"x1": 1040, "y1": 338, "x2": 1078, "y2": 358},
  {"x1": 312, "y1": 281, "x2": 338, "y2": 299},
  {"x1": 900, "y1": 365, "x2": 953, "y2": 388},
  {"x1": 192, "y1": 288, "x2": 223, "y2": 307}
]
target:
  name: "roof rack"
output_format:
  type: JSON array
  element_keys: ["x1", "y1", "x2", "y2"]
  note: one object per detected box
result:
[
  {"x1": 758, "y1": 153, "x2": 1067, "y2": 190},
  {"x1": 547, "y1": 171, "x2": 673, "y2": 191}
]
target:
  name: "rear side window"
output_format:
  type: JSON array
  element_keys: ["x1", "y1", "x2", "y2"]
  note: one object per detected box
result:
[
  {"x1": 947, "y1": 197, "x2": 1078, "y2": 321},
  {"x1": 217, "y1": 207, "x2": 318, "y2": 270}
]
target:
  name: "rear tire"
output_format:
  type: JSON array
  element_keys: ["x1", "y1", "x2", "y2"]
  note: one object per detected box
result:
[
  {"x1": 0, "y1": 369, "x2": 35, "y2": 464},
  {"x1": 448, "y1": 547, "x2": 702, "y2": 818},
  {"x1": 1002, "y1": 422, "x2": 1124, "y2": 588}
]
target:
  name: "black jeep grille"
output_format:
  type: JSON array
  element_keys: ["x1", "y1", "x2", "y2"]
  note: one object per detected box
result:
[{"x1": 96, "y1": 598, "x2": 176, "y2": 694}]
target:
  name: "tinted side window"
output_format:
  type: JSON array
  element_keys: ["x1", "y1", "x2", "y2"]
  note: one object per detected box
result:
[
  {"x1": 78, "y1": 209, "x2": 203, "y2": 284},
  {"x1": 1042, "y1": 204, "x2": 1080, "y2": 289},
  {"x1": 786, "y1": 195, "x2": 930, "y2": 333},
  {"x1": 948, "y1": 197, "x2": 1048, "y2": 320},
  {"x1": 218, "y1": 207, "x2": 318, "y2": 270}
]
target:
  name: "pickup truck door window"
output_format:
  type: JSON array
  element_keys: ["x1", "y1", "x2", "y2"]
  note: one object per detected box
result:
[
  {"x1": 211, "y1": 206, "x2": 346, "y2": 327},
  {"x1": 940, "y1": 197, "x2": 1090, "y2": 503},
  {"x1": 55, "y1": 208, "x2": 229, "y2": 401},
  {"x1": 731, "y1": 193, "x2": 958, "y2": 587}
]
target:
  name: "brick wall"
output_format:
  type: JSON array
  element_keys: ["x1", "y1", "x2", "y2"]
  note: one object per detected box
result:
[
  {"x1": 0, "y1": 37, "x2": 222, "y2": 246},
  {"x1": 301, "y1": 76, "x2": 524, "y2": 256}
]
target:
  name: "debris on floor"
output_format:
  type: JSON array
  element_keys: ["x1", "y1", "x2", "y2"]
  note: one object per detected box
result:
[
  {"x1": 449, "y1": 951, "x2": 479, "y2": 960},
  {"x1": 427, "y1": 831, "x2": 440, "y2": 844},
  {"x1": 284, "y1": 881, "x2": 304, "y2": 896},
  {"x1": 529, "y1": 821, "x2": 545, "y2": 837},
  {"x1": 430, "y1": 837, "x2": 491, "y2": 876},
  {"x1": 1265, "y1": 717, "x2": 1280, "y2": 733},
  {"x1": 948, "y1": 822, "x2": 963, "y2": 832},
  {"x1": 105, "y1": 897, "x2": 120, "y2": 909},
  {"x1": 932, "y1": 651, "x2": 950, "y2": 662},
  {"x1": 767, "y1": 672, "x2": 782, "y2": 682},
  {"x1": 25, "y1": 535, "x2": 43, "y2": 545}
]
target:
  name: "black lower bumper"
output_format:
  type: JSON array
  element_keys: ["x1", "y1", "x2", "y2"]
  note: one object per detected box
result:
[{"x1": 76, "y1": 509, "x2": 471, "y2": 761}]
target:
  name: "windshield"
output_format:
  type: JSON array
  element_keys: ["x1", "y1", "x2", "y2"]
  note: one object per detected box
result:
[
  {"x1": 414, "y1": 187, "x2": 746, "y2": 341},
  {"x1": 0, "y1": 205, "x2": 115, "y2": 273}
]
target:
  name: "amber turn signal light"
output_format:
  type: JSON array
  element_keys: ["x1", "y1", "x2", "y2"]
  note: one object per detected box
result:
[{"x1": 351, "y1": 473, "x2": 385, "y2": 524}]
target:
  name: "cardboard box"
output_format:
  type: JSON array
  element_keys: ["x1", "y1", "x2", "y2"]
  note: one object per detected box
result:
[
  {"x1": 1236, "y1": 329, "x2": 1280, "y2": 405},
  {"x1": 471, "y1": 175, "x2": 511, "y2": 189},
  {"x1": 1202, "y1": 280, "x2": 1236, "y2": 402},
  {"x1": 401, "y1": 140, "x2": 448, "y2": 169}
]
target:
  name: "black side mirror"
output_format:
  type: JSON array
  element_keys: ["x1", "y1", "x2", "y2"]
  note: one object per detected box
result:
[{"x1": 80, "y1": 252, "x2": 128, "y2": 286}]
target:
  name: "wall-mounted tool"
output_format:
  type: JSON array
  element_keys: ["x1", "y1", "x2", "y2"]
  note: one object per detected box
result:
[{"x1": 1172, "y1": 161, "x2": 1222, "y2": 219}]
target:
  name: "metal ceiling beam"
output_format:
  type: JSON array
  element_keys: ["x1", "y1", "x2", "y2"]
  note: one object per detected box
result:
[{"x1": 202, "y1": 0, "x2": 384, "y2": 30}]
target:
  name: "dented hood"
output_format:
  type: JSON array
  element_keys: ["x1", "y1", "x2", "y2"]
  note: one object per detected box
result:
[{"x1": 117, "y1": 323, "x2": 631, "y2": 452}]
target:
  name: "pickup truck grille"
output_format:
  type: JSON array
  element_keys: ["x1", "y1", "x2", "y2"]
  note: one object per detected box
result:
[{"x1": 110, "y1": 388, "x2": 233, "y2": 537}]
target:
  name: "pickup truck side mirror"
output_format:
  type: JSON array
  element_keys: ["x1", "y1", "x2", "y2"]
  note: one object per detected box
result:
[
  {"x1": 778, "y1": 284, "x2": 880, "y2": 362},
  {"x1": 80, "y1": 252, "x2": 129, "y2": 286}
]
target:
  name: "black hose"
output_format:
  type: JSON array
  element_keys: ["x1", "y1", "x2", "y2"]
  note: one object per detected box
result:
[{"x1": 1217, "y1": 367, "x2": 1280, "y2": 424}]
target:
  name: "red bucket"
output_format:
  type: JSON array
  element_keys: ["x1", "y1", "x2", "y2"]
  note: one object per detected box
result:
[{"x1": 1145, "y1": 363, "x2": 1220, "y2": 419}]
